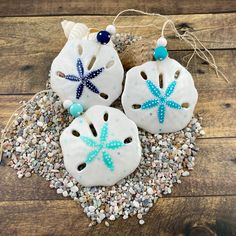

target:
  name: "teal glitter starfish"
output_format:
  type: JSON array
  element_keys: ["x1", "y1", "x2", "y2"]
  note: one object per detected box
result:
[
  {"x1": 141, "y1": 80, "x2": 181, "y2": 124},
  {"x1": 80, "y1": 122, "x2": 125, "y2": 171}
]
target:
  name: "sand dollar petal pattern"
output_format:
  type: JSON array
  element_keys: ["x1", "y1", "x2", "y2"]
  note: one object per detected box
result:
[
  {"x1": 50, "y1": 38, "x2": 124, "y2": 110},
  {"x1": 122, "y1": 58, "x2": 198, "y2": 134},
  {"x1": 60, "y1": 105, "x2": 142, "y2": 187}
]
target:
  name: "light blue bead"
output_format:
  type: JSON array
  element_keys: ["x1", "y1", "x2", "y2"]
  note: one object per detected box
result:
[
  {"x1": 153, "y1": 46, "x2": 168, "y2": 61},
  {"x1": 69, "y1": 103, "x2": 84, "y2": 117}
]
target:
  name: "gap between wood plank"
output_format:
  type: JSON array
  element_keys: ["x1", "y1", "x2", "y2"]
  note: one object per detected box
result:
[
  {"x1": 2, "y1": 11, "x2": 236, "y2": 18},
  {"x1": 0, "y1": 196, "x2": 235, "y2": 236}
]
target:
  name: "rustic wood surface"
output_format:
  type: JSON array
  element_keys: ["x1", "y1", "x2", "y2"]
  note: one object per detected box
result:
[
  {"x1": 1, "y1": 14, "x2": 236, "y2": 94},
  {"x1": 1, "y1": 138, "x2": 235, "y2": 202},
  {"x1": 1, "y1": 0, "x2": 236, "y2": 16},
  {"x1": 0, "y1": 196, "x2": 235, "y2": 236},
  {"x1": 0, "y1": 2, "x2": 236, "y2": 236}
]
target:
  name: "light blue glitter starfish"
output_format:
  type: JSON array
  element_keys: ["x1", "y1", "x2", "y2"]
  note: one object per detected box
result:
[
  {"x1": 141, "y1": 80, "x2": 181, "y2": 124},
  {"x1": 80, "y1": 122, "x2": 124, "y2": 171}
]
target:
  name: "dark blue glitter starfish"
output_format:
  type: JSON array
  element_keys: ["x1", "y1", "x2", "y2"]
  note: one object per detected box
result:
[{"x1": 65, "y1": 58, "x2": 104, "y2": 99}]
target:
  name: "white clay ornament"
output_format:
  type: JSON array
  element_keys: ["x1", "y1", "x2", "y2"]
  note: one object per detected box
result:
[
  {"x1": 122, "y1": 37, "x2": 198, "y2": 134},
  {"x1": 50, "y1": 21, "x2": 124, "y2": 115},
  {"x1": 60, "y1": 105, "x2": 142, "y2": 187}
]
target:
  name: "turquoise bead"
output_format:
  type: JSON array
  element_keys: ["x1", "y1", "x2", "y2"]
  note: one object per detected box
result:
[
  {"x1": 153, "y1": 46, "x2": 168, "y2": 61},
  {"x1": 69, "y1": 103, "x2": 84, "y2": 117}
]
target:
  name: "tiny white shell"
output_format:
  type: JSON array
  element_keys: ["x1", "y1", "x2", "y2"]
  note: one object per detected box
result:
[
  {"x1": 61, "y1": 20, "x2": 89, "y2": 40},
  {"x1": 122, "y1": 57, "x2": 198, "y2": 134},
  {"x1": 61, "y1": 20, "x2": 75, "y2": 38},
  {"x1": 60, "y1": 105, "x2": 142, "y2": 187}
]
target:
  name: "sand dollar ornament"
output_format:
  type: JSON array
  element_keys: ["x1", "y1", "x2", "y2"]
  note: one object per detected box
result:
[
  {"x1": 122, "y1": 36, "x2": 198, "y2": 134},
  {"x1": 50, "y1": 21, "x2": 124, "y2": 111},
  {"x1": 60, "y1": 105, "x2": 142, "y2": 187}
]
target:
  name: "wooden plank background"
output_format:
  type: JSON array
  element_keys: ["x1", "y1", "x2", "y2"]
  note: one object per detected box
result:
[
  {"x1": 0, "y1": 1, "x2": 236, "y2": 235},
  {"x1": 1, "y1": 14, "x2": 236, "y2": 95},
  {"x1": 1, "y1": 0, "x2": 236, "y2": 16}
]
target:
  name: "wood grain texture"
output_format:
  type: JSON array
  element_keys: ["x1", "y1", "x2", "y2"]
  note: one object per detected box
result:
[
  {"x1": 1, "y1": 14, "x2": 235, "y2": 54},
  {"x1": 1, "y1": 85, "x2": 236, "y2": 138},
  {"x1": 1, "y1": 0, "x2": 236, "y2": 17},
  {"x1": 0, "y1": 50, "x2": 235, "y2": 94},
  {"x1": 0, "y1": 196, "x2": 235, "y2": 236},
  {"x1": 172, "y1": 138, "x2": 236, "y2": 197},
  {"x1": 196, "y1": 89, "x2": 236, "y2": 138},
  {"x1": 0, "y1": 166, "x2": 64, "y2": 201},
  {"x1": 0, "y1": 138, "x2": 235, "y2": 201},
  {"x1": 1, "y1": 14, "x2": 235, "y2": 94}
]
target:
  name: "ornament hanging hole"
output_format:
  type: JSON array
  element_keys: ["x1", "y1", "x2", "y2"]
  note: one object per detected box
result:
[
  {"x1": 78, "y1": 45, "x2": 83, "y2": 56},
  {"x1": 89, "y1": 123, "x2": 97, "y2": 137},
  {"x1": 140, "y1": 71, "x2": 147, "y2": 80},
  {"x1": 103, "y1": 112, "x2": 109, "y2": 121},
  {"x1": 159, "y1": 73, "x2": 164, "y2": 88},
  {"x1": 124, "y1": 137, "x2": 132, "y2": 144},
  {"x1": 87, "y1": 56, "x2": 96, "y2": 70},
  {"x1": 106, "y1": 60, "x2": 115, "y2": 69},
  {"x1": 174, "y1": 70, "x2": 180, "y2": 79},
  {"x1": 132, "y1": 104, "x2": 141, "y2": 109},
  {"x1": 72, "y1": 130, "x2": 80, "y2": 137},
  {"x1": 77, "y1": 163, "x2": 86, "y2": 171},
  {"x1": 56, "y1": 71, "x2": 65, "y2": 78},
  {"x1": 181, "y1": 102, "x2": 189, "y2": 108},
  {"x1": 100, "y1": 93, "x2": 109, "y2": 100}
]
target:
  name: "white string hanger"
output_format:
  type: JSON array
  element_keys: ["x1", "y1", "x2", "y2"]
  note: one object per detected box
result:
[{"x1": 112, "y1": 9, "x2": 229, "y2": 83}]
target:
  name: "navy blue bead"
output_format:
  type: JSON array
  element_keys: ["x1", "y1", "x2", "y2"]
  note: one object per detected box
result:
[{"x1": 97, "y1": 31, "x2": 111, "y2": 45}]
